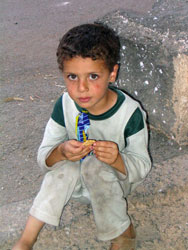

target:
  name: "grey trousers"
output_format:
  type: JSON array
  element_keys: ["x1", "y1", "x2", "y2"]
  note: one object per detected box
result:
[{"x1": 30, "y1": 156, "x2": 131, "y2": 241}]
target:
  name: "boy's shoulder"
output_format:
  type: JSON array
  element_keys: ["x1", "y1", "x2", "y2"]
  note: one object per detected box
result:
[
  {"x1": 54, "y1": 92, "x2": 74, "y2": 106},
  {"x1": 112, "y1": 87, "x2": 146, "y2": 126},
  {"x1": 51, "y1": 92, "x2": 74, "y2": 126},
  {"x1": 111, "y1": 86, "x2": 143, "y2": 110}
]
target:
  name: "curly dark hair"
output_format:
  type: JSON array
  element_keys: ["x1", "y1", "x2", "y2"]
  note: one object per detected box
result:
[{"x1": 56, "y1": 23, "x2": 120, "y2": 72}]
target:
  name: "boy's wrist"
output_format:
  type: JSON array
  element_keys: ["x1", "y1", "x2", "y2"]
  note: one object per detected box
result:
[
  {"x1": 111, "y1": 153, "x2": 126, "y2": 175},
  {"x1": 57, "y1": 143, "x2": 67, "y2": 161},
  {"x1": 46, "y1": 144, "x2": 66, "y2": 167}
]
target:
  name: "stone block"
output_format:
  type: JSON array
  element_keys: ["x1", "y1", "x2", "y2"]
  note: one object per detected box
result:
[{"x1": 99, "y1": 0, "x2": 188, "y2": 145}]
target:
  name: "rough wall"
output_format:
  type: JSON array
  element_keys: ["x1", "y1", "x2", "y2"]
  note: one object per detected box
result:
[
  {"x1": 173, "y1": 54, "x2": 188, "y2": 145},
  {"x1": 99, "y1": 0, "x2": 188, "y2": 145}
]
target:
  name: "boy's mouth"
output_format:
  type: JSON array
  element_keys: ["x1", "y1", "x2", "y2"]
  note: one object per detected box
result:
[{"x1": 78, "y1": 97, "x2": 91, "y2": 103}]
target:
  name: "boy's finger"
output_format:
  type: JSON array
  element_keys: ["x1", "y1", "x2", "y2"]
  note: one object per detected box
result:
[
  {"x1": 70, "y1": 140, "x2": 83, "y2": 148},
  {"x1": 69, "y1": 149, "x2": 89, "y2": 161},
  {"x1": 70, "y1": 146, "x2": 83, "y2": 154},
  {"x1": 94, "y1": 141, "x2": 116, "y2": 149},
  {"x1": 75, "y1": 147, "x2": 91, "y2": 157},
  {"x1": 94, "y1": 145, "x2": 113, "y2": 154},
  {"x1": 94, "y1": 150, "x2": 111, "y2": 158}
]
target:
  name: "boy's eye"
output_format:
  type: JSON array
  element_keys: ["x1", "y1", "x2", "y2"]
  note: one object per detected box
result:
[
  {"x1": 89, "y1": 74, "x2": 99, "y2": 80},
  {"x1": 67, "y1": 74, "x2": 77, "y2": 80}
]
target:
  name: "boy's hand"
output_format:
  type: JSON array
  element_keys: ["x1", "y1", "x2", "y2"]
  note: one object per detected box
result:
[
  {"x1": 58, "y1": 140, "x2": 91, "y2": 162},
  {"x1": 93, "y1": 141, "x2": 119, "y2": 166},
  {"x1": 92, "y1": 141, "x2": 126, "y2": 174}
]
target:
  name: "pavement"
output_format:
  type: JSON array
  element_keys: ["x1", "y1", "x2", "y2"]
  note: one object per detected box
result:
[{"x1": 0, "y1": 0, "x2": 188, "y2": 249}]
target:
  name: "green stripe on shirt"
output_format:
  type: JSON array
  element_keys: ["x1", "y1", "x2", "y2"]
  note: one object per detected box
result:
[
  {"x1": 124, "y1": 107, "x2": 144, "y2": 139},
  {"x1": 51, "y1": 96, "x2": 65, "y2": 127}
]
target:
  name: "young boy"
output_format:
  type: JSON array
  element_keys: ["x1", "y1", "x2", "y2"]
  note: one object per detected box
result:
[{"x1": 13, "y1": 23, "x2": 151, "y2": 250}]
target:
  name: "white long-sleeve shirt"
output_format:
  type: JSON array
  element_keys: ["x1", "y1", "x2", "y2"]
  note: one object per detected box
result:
[{"x1": 37, "y1": 87, "x2": 151, "y2": 191}]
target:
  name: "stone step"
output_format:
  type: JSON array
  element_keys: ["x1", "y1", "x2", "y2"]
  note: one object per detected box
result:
[{"x1": 98, "y1": 0, "x2": 188, "y2": 145}]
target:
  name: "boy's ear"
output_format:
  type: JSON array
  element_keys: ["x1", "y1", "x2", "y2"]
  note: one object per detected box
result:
[{"x1": 109, "y1": 64, "x2": 119, "y2": 82}]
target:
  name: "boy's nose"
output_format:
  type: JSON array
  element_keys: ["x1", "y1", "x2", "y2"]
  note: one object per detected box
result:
[{"x1": 78, "y1": 79, "x2": 89, "y2": 92}]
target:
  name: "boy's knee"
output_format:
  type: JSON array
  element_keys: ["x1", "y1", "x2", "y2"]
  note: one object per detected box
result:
[
  {"x1": 43, "y1": 162, "x2": 80, "y2": 187},
  {"x1": 81, "y1": 156, "x2": 118, "y2": 185},
  {"x1": 81, "y1": 156, "x2": 101, "y2": 178}
]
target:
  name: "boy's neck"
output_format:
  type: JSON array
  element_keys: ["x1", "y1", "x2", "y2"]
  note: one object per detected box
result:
[{"x1": 82, "y1": 88, "x2": 118, "y2": 116}]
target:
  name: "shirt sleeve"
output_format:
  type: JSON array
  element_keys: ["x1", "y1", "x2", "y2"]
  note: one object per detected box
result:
[
  {"x1": 37, "y1": 118, "x2": 68, "y2": 171},
  {"x1": 120, "y1": 108, "x2": 151, "y2": 183}
]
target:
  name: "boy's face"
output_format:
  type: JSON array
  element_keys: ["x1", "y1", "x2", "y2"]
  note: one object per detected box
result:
[{"x1": 62, "y1": 56, "x2": 118, "y2": 115}]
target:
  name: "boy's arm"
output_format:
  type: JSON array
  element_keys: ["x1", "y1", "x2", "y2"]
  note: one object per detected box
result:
[
  {"x1": 93, "y1": 127, "x2": 151, "y2": 182},
  {"x1": 45, "y1": 144, "x2": 66, "y2": 167},
  {"x1": 38, "y1": 118, "x2": 92, "y2": 169},
  {"x1": 119, "y1": 106, "x2": 151, "y2": 183},
  {"x1": 46, "y1": 139, "x2": 91, "y2": 167},
  {"x1": 37, "y1": 118, "x2": 68, "y2": 171},
  {"x1": 111, "y1": 153, "x2": 126, "y2": 175},
  {"x1": 119, "y1": 125, "x2": 151, "y2": 183},
  {"x1": 93, "y1": 108, "x2": 151, "y2": 182}
]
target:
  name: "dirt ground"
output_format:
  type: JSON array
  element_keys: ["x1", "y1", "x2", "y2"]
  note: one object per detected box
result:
[{"x1": 0, "y1": 0, "x2": 188, "y2": 249}]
